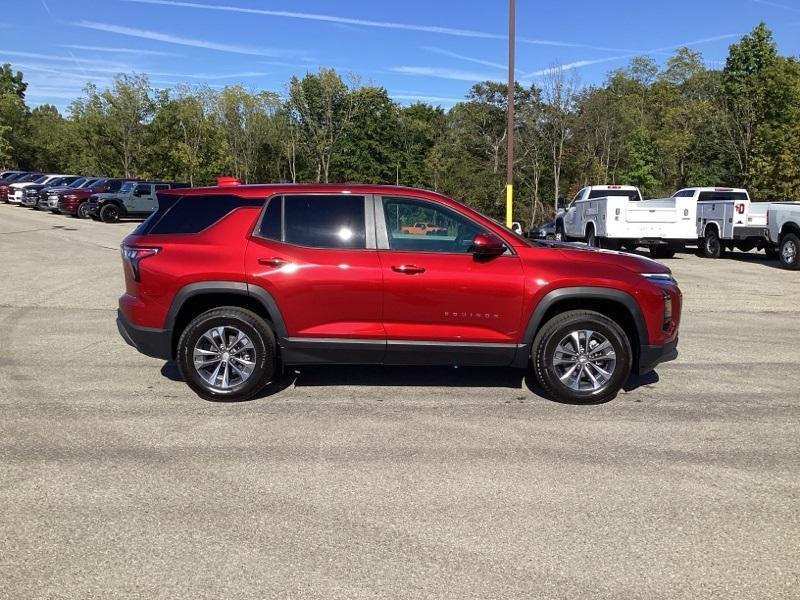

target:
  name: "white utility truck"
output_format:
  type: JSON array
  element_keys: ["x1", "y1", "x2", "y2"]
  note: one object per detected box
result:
[
  {"x1": 689, "y1": 188, "x2": 770, "y2": 258},
  {"x1": 557, "y1": 185, "x2": 696, "y2": 258},
  {"x1": 764, "y1": 202, "x2": 800, "y2": 269},
  {"x1": 558, "y1": 185, "x2": 771, "y2": 260}
]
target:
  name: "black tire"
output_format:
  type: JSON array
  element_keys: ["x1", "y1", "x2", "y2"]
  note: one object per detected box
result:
[
  {"x1": 76, "y1": 202, "x2": 90, "y2": 219},
  {"x1": 532, "y1": 310, "x2": 632, "y2": 404},
  {"x1": 600, "y1": 238, "x2": 621, "y2": 251},
  {"x1": 100, "y1": 203, "x2": 120, "y2": 223},
  {"x1": 586, "y1": 226, "x2": 598, "y2": 248},
  {"x1": 176, "y1": 307, "x2": 277, "y2": 402},
  {"x1": 701, "y1": 228, "x2": 723, "y2": 259},
  {"x1": 649, "y1": 245, "x2": 676, "y2": 259},
  {"x1": 779, "y1": 233, "x2": 800, "y2": 270}
]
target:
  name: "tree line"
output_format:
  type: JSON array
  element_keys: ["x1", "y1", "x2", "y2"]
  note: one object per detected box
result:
[{"x1": 1, "y1": 23, "x2": 798, "y2": 225}]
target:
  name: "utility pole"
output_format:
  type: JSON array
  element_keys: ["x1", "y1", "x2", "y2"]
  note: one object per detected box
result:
[{"x1": 505, "y1": 0, "x2": 515, "y2": 228}]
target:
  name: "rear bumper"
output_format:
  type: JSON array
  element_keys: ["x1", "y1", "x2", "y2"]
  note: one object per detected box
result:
[
  {"x1": 636, "y1": 337, "x2": 678, "y2": 375},
  {"x1": 117, "y1": 310, "x2": 172, "y2": 360}
]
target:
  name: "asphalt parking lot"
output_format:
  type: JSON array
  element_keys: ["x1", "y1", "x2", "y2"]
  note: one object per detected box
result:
[{"x1": 1, "y1": 202, "x2": 798, "y2": 599}]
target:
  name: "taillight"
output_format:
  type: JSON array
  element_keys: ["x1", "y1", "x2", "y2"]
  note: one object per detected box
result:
[{"x1": 121, "y1": 244, "x2": 160, "y2": 282}]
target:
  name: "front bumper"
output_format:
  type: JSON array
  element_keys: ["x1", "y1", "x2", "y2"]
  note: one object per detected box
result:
[
  {"x1": 117, "y1": 310, "x2": 172, "y2": 360},
  {"x1": 636, "y1": 337, "x2": 679, "y2": 375},
  {"x1": 21, "y1": 195, "x2": 39, "y2": 207}
]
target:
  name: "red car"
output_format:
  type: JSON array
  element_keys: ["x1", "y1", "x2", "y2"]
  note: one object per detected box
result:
[
  {"x1": 0, "y1": 172, "x2": 41, "y2": 202},
  {"x1": 56, "y1": 178, "x2": 126, "y2": 218},
  {"x1": 117, "y1": 184, "x2": 681, "y2": 403}
]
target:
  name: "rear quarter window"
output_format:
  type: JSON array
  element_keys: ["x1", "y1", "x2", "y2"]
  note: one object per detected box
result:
[{"x1": 142, "y1": 194, "x2": 264, "y2": 235}]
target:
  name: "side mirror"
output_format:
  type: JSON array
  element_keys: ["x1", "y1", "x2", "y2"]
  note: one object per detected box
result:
[{"x1": 470, "y1": 232, "x2": 506, "y2": 257}]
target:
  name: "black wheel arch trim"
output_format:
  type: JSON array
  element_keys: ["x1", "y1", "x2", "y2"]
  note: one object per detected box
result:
[
  {"x1": 516, "y1": 286, "x2": 648, "y2": 368},
  {"x1": 164, "y1": 281, "x2": 288, "y2": 339}
]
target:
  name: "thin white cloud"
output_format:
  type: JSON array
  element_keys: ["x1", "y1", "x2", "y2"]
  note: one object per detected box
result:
[
  {"x1": 0, "y1": 50, "x2": 130, "y2": 68},
  {"x1": 422, "y1": 46, "x2": 506, "y2": 71},
  {"x1": 121, "y1": 0, "x2": 637, "y2": 53},
  {"x1": 391, "y1": 93, "x2": 461, "y2": 105},
  {"x1": 523, "y1": 56, "x2": 629, "y2": 78},
  {"x1": 72, "y1": 20, "x2": 305, "y2": 58},
  {"x1": 148, "y1": 70, "x2": 270, "y2": 80},
  {"x1": 61, "y1": 44, "x2": 180, "y2": 57},
  {"x1": 391, "y1": 66, "x2": 499, "y2": 82},
  {"x1": 39, "y1": 0, "x2": 52, "y2": 16},
  {"x1": 392, "y1": 65, "x2": 532, "y2": 86},
  {"x1": 752, "y1": 0, "x2": 800, "y2": 13}
]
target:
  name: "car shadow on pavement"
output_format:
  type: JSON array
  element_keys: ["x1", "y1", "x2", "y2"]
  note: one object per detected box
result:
[{"x1": 161, "y1": 361, "x2": 661, "y2": 404}]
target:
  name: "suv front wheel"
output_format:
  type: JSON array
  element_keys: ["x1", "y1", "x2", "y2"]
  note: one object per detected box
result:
[
  {"x1": 532, "y1": 310, "x2": 632, "y2": 404},
  {"x1": 176, "y1": 307, "x2": 277, "y2": 401}
]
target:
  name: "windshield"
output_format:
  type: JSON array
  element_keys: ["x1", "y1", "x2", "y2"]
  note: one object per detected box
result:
[
  {"x1": 588, "y1": 189, "x2": 640, "y2": 201},
  {"x1": 68, "y1": 177, "x2": 87, "y2": 188},
  {"x1": 34, "y1": 175, "x2": 48, "y2": 183},
  {"x1": 120, "y1": 181, "x2": 135, "y2": 193},
  {"x1": 79, "y1": 178, "x2": 99, "y2": 188}
]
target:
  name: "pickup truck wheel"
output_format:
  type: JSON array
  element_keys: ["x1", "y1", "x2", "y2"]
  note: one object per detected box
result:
[
  {"x1": 701, "y1": 229, "x2": 723, "y2": 259},
  {"x1": 532, "y1": 310, "x2": 632, "y2": 404},
  {"x1": 76, "y1": 202, "x2": 90, "y2": 219},
  {"x1": 779, "y1": 234, "x2": 800, "y2": 270},
  {"x1": 177, "y1": 307, "x2": 277, "y2": 402},
  {"x1": 100, "y1": 204, "x2": 120, "y2": 223},
  {"x1": 649, "y1": 245, "x2": 676, "y2": 259}
]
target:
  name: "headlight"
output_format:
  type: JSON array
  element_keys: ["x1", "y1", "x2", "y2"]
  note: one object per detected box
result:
[{"x1": 641, "y1": 272, "x2": 676, "y2": 285}]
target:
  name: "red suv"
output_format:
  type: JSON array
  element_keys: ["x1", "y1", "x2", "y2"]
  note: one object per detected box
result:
[{"x1": 117, "y1": 184, "x2": 681, "y2": 403}]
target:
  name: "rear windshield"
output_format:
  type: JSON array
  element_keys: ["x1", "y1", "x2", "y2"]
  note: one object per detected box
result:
[
  {"x1": 588, "y1": 189, "x2": 640, "y2": 201},
  {"x1": 697, "y1": 191, "x2": 749, "y2": 202}
]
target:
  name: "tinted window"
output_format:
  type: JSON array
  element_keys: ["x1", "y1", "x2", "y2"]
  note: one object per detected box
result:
[
  {"x1": 588, "y1": 189, "x2": 640, "y2": 201},
  {"x1": 134, "y1": 184, "x2": 151, "y2": 195},
  {"x1": 105, "y1": 180, "x2": 122, "y2": 192},
  {"x1": 283, "y1": 195, "x2": 366, "y2": 249},
  {"x1": 382, "y1": 196, "x2": 487, "y2": 253},
  {"x1": 120, "y1": 181, "x2": 135, "y2": 193},
  {"x1": 698, "y1": 191, "x2": 748, "y2": 202},
  {"x1": 258, "y1": 196, "x2": 282, "y2": 241},
  {"x1": 147, "y1": 194, "x2": 264, "y2": 235}
]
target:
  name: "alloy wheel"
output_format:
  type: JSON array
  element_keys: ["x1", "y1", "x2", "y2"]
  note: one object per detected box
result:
[
  {"x1": 552, "y1": 329, "x2": 617, "y2": 392},
  {"x1": 193, "y1": 325, "x2": 256, "y2": 391}
]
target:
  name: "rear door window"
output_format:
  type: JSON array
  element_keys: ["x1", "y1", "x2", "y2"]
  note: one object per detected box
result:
[{"x1": 282, "y1": 194, "x2": 366, "y2": 249}]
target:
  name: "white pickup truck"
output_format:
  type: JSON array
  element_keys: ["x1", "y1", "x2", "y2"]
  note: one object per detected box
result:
[
  {"x1": 764, "y1": 202, "x2": 800, "y2": 269},
  {"x1": 557, "y1": 185, "x2": 695, "y2": 258}
]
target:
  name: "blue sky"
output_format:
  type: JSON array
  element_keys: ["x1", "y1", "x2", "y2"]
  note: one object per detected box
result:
[{"x1": 2, "y1": 0, "x2": 799, "y2": 111}]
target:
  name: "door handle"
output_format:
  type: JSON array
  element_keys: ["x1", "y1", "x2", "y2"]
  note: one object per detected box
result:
[
  {"x1": 392, "y1": 264, "x2": 425, "y2": 274},
  {"x1": 258, "y1": 257, "x2": 288, "y2": 268}
]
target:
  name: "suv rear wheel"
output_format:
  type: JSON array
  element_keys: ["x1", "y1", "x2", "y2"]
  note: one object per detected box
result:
[
  {"x1": 176, "y1": 307, "x2": 276, "y2": 401},
  {"x1": 532, "y1": 310, "x2": 632, "y2": 404}
]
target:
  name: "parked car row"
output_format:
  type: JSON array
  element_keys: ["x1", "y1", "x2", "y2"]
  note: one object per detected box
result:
[{"x1": 0, "y1": 170, "x2": 188, "y2": 222}]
